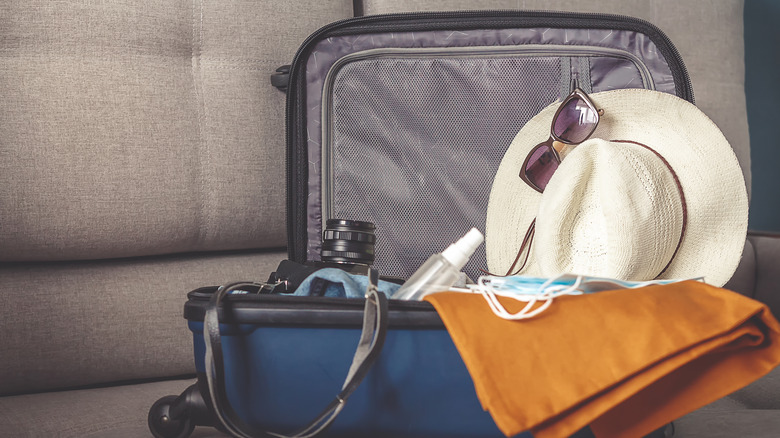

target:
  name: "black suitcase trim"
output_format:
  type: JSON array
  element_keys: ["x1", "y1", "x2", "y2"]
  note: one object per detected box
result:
[{"x1": 185, "y1": 286, "x2": 443, "y2": 328}]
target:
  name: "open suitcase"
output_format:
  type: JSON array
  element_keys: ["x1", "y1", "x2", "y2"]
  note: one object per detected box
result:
[{"x1": 149, "y1": 10, "x2": 693, "y2": 438}]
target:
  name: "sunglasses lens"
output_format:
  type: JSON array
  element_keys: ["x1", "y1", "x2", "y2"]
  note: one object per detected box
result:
[
  {"x1": 553, "y1": 96, "x2": 599, "y2": 144},
  {"x1": 524, "y1": 145, "x2": 559, "y2": 191}
]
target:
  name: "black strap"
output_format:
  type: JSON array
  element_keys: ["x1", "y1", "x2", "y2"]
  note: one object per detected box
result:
[{"x1": 203, "y1": 270, "x2": 388, "y2": 438}]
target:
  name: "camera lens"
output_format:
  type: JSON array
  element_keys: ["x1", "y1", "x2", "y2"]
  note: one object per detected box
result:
[{"x1": 321, "y1": 219, "x2": 376, "y2": 265}]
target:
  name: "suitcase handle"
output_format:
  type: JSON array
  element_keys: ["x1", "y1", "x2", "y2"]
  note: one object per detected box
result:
[{"x1": 203, "y1": 271, "x2": 389, "y2": 438}]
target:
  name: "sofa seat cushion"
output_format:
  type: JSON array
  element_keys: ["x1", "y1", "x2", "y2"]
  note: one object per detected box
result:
[
  {"x1": 0, "y1": 378, "x2": 228, "y2": 438},
  {"x1": 675, "y1": 409, "x2": 780, "y2": 438},
  {"x1": 1, "y1": 376, "x2": 779, "y2": 438},
  {"x1": 0, "y1": 249, "x2": 286, "y2": 396}
]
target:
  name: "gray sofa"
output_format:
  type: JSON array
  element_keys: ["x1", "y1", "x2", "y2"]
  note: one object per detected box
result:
[{"x1": 0, "y1": 1, "x2": 777, "y2": 437}]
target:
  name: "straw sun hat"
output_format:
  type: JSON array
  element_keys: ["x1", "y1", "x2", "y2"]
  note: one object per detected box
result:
[{"x1": 486, "y1": 89, "x2": 748, "y2": 286}]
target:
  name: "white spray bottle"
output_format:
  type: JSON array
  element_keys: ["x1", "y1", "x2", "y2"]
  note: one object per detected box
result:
[{"x1": 392, "y1": 228, "x2": 484, "y2": 301}]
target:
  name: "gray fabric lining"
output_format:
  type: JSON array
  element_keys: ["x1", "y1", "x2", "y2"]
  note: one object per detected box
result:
[{"x1": 303, "y1": 27, "x2": 677, "y2": 275}]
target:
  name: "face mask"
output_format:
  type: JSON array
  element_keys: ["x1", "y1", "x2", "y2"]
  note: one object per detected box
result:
[{"x1": 468, "y1": 274, "x2": 701, "y2": 321}]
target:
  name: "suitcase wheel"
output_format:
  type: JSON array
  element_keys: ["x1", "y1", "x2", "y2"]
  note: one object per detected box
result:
[{"x1": 148, "y1": 395, "x2": 196, "y2": 438}]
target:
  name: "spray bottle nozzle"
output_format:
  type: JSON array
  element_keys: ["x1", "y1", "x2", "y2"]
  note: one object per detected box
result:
[
  {"x1": 391, "y1": 228, "x2": 485, "y2": 301},
  {"x1": 441, "y1": 228, "x2": 484, "y2": 271}
]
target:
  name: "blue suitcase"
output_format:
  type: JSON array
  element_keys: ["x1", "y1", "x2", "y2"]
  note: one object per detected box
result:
[
  {"x1": 149, "y1": 9, "x2": 692, "y2": 438},
  {"x1": 150, "y1": 281, "x2": 671, "y2": 438}
]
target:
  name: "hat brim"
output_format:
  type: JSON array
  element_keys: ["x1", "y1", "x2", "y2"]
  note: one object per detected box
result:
[{"x1": 486, "y1": 89, "x2": 748, "y2": 286}]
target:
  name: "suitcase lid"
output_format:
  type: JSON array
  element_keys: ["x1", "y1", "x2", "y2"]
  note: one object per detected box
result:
[{"x1": 283, "y1": 10, "x2": 694, "y2": 281}]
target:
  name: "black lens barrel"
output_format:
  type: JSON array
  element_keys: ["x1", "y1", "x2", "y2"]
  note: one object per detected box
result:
[{"x1": 320, "y1": 219, "x2": 375, "y2": 265}]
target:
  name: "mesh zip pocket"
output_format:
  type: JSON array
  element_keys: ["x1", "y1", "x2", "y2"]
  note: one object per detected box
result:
[{"x1": 326, "y1": 55, "x2": 561, "y2": 279}]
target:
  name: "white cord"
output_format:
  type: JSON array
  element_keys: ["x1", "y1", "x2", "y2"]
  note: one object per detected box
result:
[{"x1": 472, "y1": 274, "x2": 584, "y2": 321}]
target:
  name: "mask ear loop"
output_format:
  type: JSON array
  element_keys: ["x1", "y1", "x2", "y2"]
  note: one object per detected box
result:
[
  {"x1": 479, "y1": 276, "x2": 545, "y2": 319},
  {"x1": 476, "y1": 274, "x2": 584, "y2": 321}
]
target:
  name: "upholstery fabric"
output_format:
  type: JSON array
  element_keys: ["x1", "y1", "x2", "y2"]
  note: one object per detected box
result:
[
  {"x1": 0, "y1": 248, "x2": 285, "y2": 395},
  {"x1": 360, "y1": 0, "x2": 752, "y2": 202},
  {"x1": 0, "y1": 0, "x2": 352, "y2": 262}
]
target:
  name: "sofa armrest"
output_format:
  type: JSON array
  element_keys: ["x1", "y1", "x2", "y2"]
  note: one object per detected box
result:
[
  {"x1": 724, "y1": 231, "x2": 780, "y2": 319},
  {"x1": 725, "y1": 231, "x2": 780, "y2": 317},
  {"x1": 724, "y1": 237, "x2": 757, "y2": 298},
  {"x1": 746, "y1": 231, "x2": 780, "y2": 317}
]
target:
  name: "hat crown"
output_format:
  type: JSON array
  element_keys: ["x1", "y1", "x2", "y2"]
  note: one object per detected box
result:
[{"x1": 535, "y1": 139, "x2": 684, "y2": 281}]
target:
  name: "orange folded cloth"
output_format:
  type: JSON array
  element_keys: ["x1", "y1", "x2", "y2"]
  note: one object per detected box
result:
[{"x1": 424, "y1": 281, "x2": 780, "y2": 438}]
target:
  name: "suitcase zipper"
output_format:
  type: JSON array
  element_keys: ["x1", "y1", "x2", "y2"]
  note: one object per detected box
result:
[
  {"x1": 286, "y1": 10, "x2": 694, "y2": 262},
  {"x1": 321, "y1": 46, "x2": 656, "y2": 91},
  {"x1": 185, "y1": 286, "x2": 441, "y2": 327}
]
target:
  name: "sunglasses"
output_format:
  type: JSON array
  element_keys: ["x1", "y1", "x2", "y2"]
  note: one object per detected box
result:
[{"x1": 519, "y1": 80, "x2": 604, "y2": 192}]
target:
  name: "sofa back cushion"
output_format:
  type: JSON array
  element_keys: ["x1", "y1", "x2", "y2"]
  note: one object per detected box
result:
[{"x1": 0, "y1": 1, "x2": 353, "y2": 262}]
